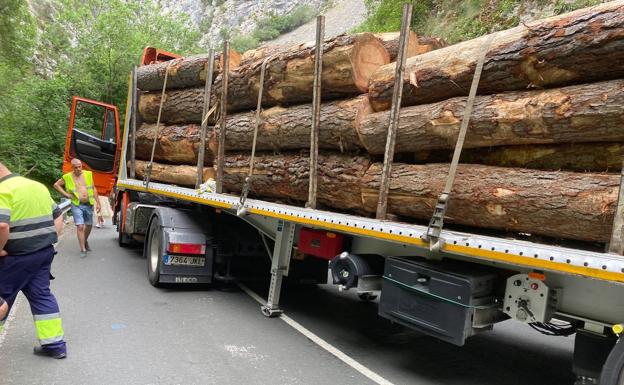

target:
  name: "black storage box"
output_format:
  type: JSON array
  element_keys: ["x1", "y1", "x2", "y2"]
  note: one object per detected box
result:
[{"x1": 379, "y1": 257, "x2": 497, "y2": 346}]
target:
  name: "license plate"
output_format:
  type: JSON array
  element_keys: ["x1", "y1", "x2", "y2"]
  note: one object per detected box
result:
[{"x1": 163, "y1": 255, "x2": 205, "y2": 267}]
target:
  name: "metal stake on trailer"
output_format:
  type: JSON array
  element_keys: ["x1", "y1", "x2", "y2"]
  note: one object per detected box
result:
[
  {"x1": 216, "y1": 41, "x2": 230, "y2": 194},
  {"x1": 608, "y1": 158, "x2": 624, "y2": 255},
  {"x1": 307, "y1": 15, "x2": 325, "y2": 210},
  {"x1": 196, "y1": 49, "x2": 215, "y2": 189},
  {"x1": 129, "y1": 66, "x2": 137, "y2": 179},
  {"x1": 375, "y1": 3, "x2": 412, "y2": 220}
]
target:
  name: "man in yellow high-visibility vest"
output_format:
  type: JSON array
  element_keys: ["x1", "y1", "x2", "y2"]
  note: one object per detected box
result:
[
  {"x1": 0, "y1": 161, "x2": 67, "y2": 358},
  {"x1": 53, "y1": 159, "x2": 101, "y2": 258}
]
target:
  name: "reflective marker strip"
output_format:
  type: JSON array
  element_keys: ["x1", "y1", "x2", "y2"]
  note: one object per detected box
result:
[
  {"x1": 11, "y1": 215, "x2": 53, "y2": 227},
  {"x1": 9, "y1": 227, "x2": 56, "y2": 239},
  {"x1": 34, "y1": 314, "x2": 64, "y2": 343}
]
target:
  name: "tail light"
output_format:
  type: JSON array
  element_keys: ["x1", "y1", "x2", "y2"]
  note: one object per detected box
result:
[{"x1": 167, "y1": 243, "x2": 206, "y2": 255}]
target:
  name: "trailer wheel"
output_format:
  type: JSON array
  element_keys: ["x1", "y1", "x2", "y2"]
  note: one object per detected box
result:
[
  {"x1": 146, "y1": 216, "x2": 163, "y2": 287},
  {"x1": 117, "y1": 193, "x2": 132, "y2": 248},
  {"x1": 599, "y1": 337, "x2": 624, "y2": 385},
  {"x1": 117, "y1": 211, "x2": 132, "y2": 248}
]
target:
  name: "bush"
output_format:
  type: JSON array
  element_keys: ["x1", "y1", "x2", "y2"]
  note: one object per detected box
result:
[{"x1": 232, "y1": 5, "x2": 318, "y2": 52}]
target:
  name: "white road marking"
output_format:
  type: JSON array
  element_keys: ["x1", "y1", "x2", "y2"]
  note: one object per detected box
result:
[{"x1": 237, "y1": 283, "x2": 396, "y2": 385}]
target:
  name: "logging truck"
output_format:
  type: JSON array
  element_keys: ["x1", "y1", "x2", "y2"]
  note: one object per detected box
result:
[{"x1": 63, "y1": 3, "x2": 624, "y2": 383}]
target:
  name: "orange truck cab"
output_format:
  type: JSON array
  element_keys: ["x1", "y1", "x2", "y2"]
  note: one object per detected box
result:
[
  {"x1": 62, "y1": 47, "x2": 181, "y2": 197},
  {"x1": 62, "y1": 96, "x2": 121, "y2": 197}
]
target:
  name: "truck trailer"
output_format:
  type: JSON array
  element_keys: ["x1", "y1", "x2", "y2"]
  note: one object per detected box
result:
[{"x1": 62, "y1": 24, "x2": 624, "y2": 384}]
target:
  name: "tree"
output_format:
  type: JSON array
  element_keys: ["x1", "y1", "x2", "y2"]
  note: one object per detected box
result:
[{"x1": 0, "y1": 0, "x2": 202, "y2": 188}]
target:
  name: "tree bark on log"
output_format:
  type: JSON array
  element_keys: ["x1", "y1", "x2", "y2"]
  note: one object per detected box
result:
[
  {"x1": 137, "y1": 51, "x2": 241, "y2": 91},
  {"x1": 139, "y1": 90, "x2": 372, "y2": 149},
  {"x1": 222, "y1": 153, "x2": 370, "y2": 210},
  {"x1": 214, "y1": 33, "x2": 390, "y2": 112},
  {"x1": 371, "y1": 32, "x2": 446, "y2": 60},
  {"x1": 357, "y1": 80, "x2": 624, "y2": 154},
  {"x1": 361, "y1": 163, "x2": 618, "y2": 242},
  {"x1": 459, "y1": 143, "x2": 624, "y2": 172},
  {"x1": 368, "y1": 2, "x2": 624, "y2": 111},
  {"x1": 135, "y1": 123, "x2": 215, "y2": 165},
  {"x1": 133, "y1": 160, "x2": 215, "y2": 186},
  {"x1": 218, "y1": 96, "x2": 367, "y2": 152},
  {"x1": 139, "y1": 87, "x2": 211, "y2": 125}
]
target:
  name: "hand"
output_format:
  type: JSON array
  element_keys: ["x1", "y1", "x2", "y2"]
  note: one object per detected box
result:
[
  {"x1": 0, "y1": 250, "x2": 7, "y2": 257},
  {"x1": 96, "y1": 205, "x2": 101, "y2": 213}
]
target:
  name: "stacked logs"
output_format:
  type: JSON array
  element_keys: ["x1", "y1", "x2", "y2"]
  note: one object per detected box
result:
[{"x1": 133, "y1": 1, "x2": 624, "y2": 243}]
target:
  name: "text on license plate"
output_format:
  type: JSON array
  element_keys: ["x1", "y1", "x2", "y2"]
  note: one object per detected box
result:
[{"x1": 164, "y1": 255, "x2": 205, "y2": 267}]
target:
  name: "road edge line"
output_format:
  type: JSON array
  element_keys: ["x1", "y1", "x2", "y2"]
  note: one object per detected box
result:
[{"x1": 237, "y1": 282, "x2": 395, "y2": 385}]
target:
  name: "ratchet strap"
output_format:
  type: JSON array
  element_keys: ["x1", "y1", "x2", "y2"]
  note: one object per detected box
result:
[
  {"x1": 423, "y1": 34, "x2": 495, "y2": 251},
  {"x1": 238, "y1": 56, "x2": 274, "y2": 215},
  {"x1": 144, "y1": 62, "x2": 172, "y2": 189}
]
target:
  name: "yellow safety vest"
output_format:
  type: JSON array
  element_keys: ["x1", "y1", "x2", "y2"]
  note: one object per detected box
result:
[
  {"x1": 0, "y1": 174, "x2": 58, "y2": 255},
  {"x1": 63, "y1": 170, "x2": 95, "y2": 206}
]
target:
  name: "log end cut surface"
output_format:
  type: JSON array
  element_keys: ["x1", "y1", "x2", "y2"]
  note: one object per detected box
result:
[{"x1": 351, "y1": 33, "x2": 391, "y2": 92}]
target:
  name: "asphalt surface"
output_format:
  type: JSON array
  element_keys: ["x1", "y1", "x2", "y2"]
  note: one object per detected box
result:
[{"x1": 0, "y1": 223, "x2": 576, "y2": 385}]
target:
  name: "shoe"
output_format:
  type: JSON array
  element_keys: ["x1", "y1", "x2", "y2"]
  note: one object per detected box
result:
[
  {"x1": 85, "y1": 242, "x2": 92, "y2": 251},
  {"x1": 33, "y1": 346, "x2": 67, "y2": 359},
  {"x1": 79, "y1": 250, "x2": 87, "y2": 258}
]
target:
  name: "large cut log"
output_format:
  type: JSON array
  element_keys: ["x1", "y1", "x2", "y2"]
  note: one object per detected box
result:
[
  {"x1": 361, "y1": 163, "x2": 618, "y2": 242},
  {"x1": 137, "y1": 51, "x2": 241, "y2": 91},
  {"x1": 214, "y1": 33, "x2": 390, "y2": 112},
  {"x1": 368, "y1": 2, "x2": 624, "y2": 111},
  {"x1": 371, "y1": 32, "x2": 446, "y2": 60},
  {"x1": 135, "y1": 123, "x2": 215, "y2": 165},
  {"x1": 460, "y1": 143, "x2": 624, "y2": 172},
  {"x1": 222, "y1": 153, "x2": 370, "y2": 210},
  {"x1": 218, "y1": 96, "x2": 368, "y2": 152},
  {"x1": 357, "y1": 79, "x2": 624, "y2": 154},
  {"x1": 240, "y1": 33, "x2": 445, "y2": 66},
  {"x1": 133, "y1": 160, "x2": 215, "y2": 186},
  {"x1": 139, "y1": 87, "x2": 210, "y2": 125},
  {"x1": 140, "y1": 93, "x2": 370, "y2": 150}
]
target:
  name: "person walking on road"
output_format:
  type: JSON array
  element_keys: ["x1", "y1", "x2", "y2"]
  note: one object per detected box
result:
[
  {"x1": 53, "y1": 158, "x2": 100, "y2": 257},
  {"x1": 0, "y1": 161, "x2": 67, "y2": 359}
]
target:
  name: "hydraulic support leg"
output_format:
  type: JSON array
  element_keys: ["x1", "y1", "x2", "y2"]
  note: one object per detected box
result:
[{"x1": 261, "y1": 220, "x2": 295, "y2": 317}]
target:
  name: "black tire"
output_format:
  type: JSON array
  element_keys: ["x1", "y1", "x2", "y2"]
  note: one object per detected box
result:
[
  {"x1": 358, "y1": 292, "x2": 378, "y2": 301},
  {"x1": 146, "y1": 216, "x2": 163, "y2": 287},
  {"x1": 599, "y1": 337, "x2": 624, "y2": 385},
  {"x1": 117, "y1": 211, "x2": 132, "y2": 248}
]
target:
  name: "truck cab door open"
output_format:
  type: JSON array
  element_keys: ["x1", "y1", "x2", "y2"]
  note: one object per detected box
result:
[{"x1": 63, "y1": 96, "x2": 120, "y2": 196}]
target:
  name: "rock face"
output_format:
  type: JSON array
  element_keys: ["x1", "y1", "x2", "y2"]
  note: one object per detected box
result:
[{"x1": 161, "y1": 0, "x2": 328, "y2": 48}]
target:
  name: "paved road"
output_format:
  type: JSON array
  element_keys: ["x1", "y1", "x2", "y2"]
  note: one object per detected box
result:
[{"x1": 0, "y1": 223, "x2": 576, "y2": 385}]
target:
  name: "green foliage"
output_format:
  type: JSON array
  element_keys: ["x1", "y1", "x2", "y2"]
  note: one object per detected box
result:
[
  {"x1": 231, "y1": 5, "x2": 317, "y2": 52},
  {"x1": 0, "y1": 0, "x2": 201, "y2": 188},
  {"x1": 232, "y1": 34, "x2": 261, "y2": 53},
  {"x1": 554, "y1": 0, "x2": 603, "y2": 14},
  {"x1": 356, "y1": 0, "x2": 607, "y2": 44}
]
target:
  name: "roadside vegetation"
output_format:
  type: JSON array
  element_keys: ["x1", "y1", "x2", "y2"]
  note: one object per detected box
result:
[
  {"x1": 0, "y1": 0, "x2": 200, "y2": 188},
  {"x1": 230, "y1": 5, "x2": 318, "y2": 52},
  {"x1": 355, "y1": 0, "x2": 606, "y2": 43}
]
